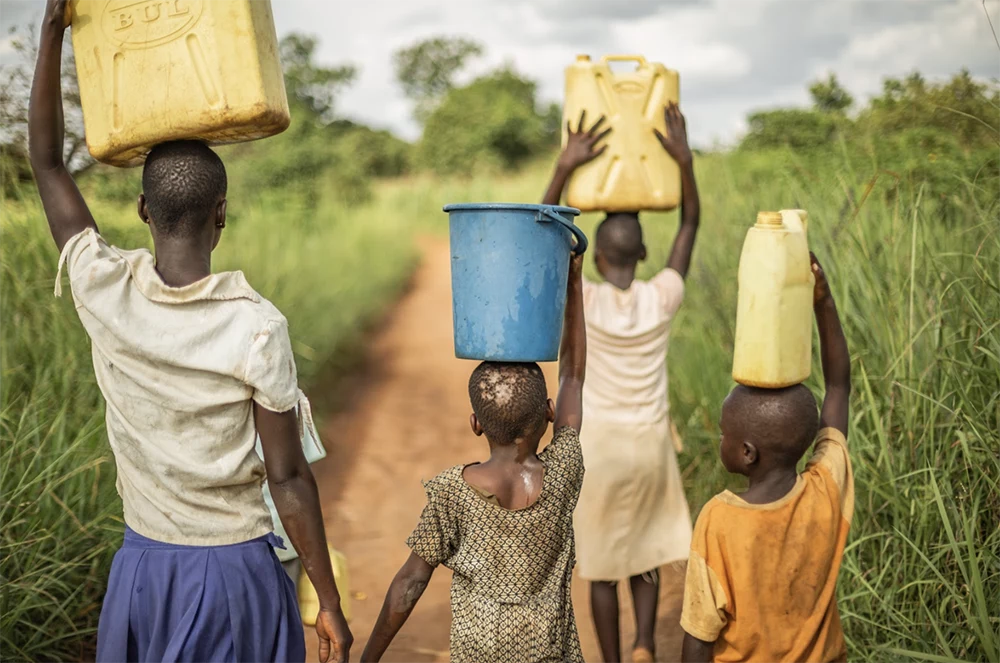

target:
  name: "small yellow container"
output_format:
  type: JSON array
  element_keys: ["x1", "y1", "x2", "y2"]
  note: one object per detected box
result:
[
  {"x1": 562, "y1": 54, "x2": 680, "y2": 212},
  {"x1": 732, "y1": 210, "x2": 815, "y2": 389},
  {"x1": 68, "y1": 0, "x2": 290, "y2": 167},
  {"x1": 297, "y1": 545, "x2": 351, "y2": 625}
]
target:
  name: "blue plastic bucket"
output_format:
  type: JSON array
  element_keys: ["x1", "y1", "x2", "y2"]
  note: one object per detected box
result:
[{"x1": 444, "y1": 203, "x2": 587, "y2": 362}]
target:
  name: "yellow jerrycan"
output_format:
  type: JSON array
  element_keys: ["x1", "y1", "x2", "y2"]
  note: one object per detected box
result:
[
  {"x1": 562, "y1": 55, "x2": 680, "y2": 213},
  {"x1": 298, "y1": 545, "x2": 352, "y2": 625},
  {"x1": 732, "y1": 210, "x2": 815, "y2": 389},
  {"x1": 67, "y1": 0, "x2": 290, "y2": 167}
]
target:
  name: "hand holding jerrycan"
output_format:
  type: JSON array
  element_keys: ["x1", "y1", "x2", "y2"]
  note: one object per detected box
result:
[
  {"x1": 732, "y1": 209, "x2": 815, "y2": 388},
  {"x1": 444, "y1": 204, "x2": 587, "y2": 362}
]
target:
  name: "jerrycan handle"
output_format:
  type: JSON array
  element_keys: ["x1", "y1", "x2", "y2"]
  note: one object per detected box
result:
[
  {"x1": 538, "y1": 207, "x2": 588, "y2": 255},
  {"x1": 601, "y1": 54, "x2": 649, "y2": 68}
]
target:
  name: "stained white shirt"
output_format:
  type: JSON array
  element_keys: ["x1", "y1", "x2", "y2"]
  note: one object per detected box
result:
[{"x1": 57, "y1": 228, "x2": 309, "y2": 545}]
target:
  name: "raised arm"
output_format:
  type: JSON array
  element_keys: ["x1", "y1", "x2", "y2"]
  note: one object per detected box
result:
[
  {"x1": 29, "y1": 0, "x2": 97, "y2": 252},
  {"x1": 554, "y1": 253, "x2": 586, "y2": 432},
  {"x1": 811, "y1": 254, "x2": 850, "y2": 437},
  {"x1": 654, "y1": 103, "x2": 700, "y2": 279},
  {"x1": 360, "y1": 552, "x2": 435, "y2": 662},
  {"x1": 541, "y1": 111, "x2": 611, "y2": 206},
  {"x1": 255, "y1": 405, "x2": 353, "y2": 663}
]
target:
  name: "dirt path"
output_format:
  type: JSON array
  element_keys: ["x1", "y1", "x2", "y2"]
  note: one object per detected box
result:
[{"x1": 306, "y1": 237, "x2": 686, "y2": 662}]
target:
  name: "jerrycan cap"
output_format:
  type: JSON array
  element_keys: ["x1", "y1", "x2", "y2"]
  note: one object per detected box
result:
[
  {"x1": 755, "y1": 211, "x2": 784, "y2": 228},
  {"x1": 576, "y1": 54, "x2": 591, "y2": 62}
]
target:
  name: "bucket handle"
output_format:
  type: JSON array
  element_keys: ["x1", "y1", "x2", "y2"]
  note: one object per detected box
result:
[
  {"x1": 601, "y1": 54, "x2": 649, "y2": 68},
  {"x1": 537, "y1": 208, "x2": 588, "y2": 255}
]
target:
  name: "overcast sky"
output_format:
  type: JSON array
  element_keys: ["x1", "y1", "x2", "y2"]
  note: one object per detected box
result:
[{"x1": 2, "y1": 0, "x2": 997, "y2": 146}]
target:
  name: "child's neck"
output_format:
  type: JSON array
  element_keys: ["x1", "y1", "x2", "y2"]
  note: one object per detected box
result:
[
  {"x1": 741, "y1": 464, "x2": 799, "y2": 505},
  {"x1": 487, "y1": 439, "x2": 539, "y2": 464},
  {"x1": 601, "y1": 264, "x2": 637, "y2": 290},
  {"x1": 153, "y1": 238, "x2": 212, "y2": 287}
]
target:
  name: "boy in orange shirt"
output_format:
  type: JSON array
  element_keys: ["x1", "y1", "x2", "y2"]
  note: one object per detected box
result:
[{"x1": 681, "y1": 254, "x2": 852, "y2": 663}]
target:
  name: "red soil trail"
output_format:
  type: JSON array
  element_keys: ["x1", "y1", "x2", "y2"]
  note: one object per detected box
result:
[{"x1": 306, "y1": 237, "x2": 686, "y2": 662}]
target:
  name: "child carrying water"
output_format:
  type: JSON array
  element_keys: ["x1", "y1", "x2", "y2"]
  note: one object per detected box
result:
[
  {"x1": 29, "y1": 2, "x2": 350, "y2": 661},
  {"x1": 360, "y1": 252, "x2": 588, "y2": 663},
  {"x1": 542, "y1": 103, "x2": 701, "y2": 663},
  {"x1": 681, "y1": 255, "x2": 852, "y2": 663}
]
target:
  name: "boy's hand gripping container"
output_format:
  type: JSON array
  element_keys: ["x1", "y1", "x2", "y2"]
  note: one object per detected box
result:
[
  {"x1": 444, "y1": 203, "x2": 587, "y2": 362},
  {"x1": 562, "y1": 55, "x2": 680, "y2": 212},
  {"x1": 732, "y1": 210, "x2": 815, "y2": 388},
  {"x1": 68, "y1": 0, "x2": 290, "y2": 167}
]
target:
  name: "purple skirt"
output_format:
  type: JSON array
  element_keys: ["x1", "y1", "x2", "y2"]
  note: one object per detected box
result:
[{"x1": 96, "y1": 527, "x2": 305, "y2": 662}]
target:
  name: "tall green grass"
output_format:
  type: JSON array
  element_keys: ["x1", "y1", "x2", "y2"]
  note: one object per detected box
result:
[
  {"x1": 2, "y1": 141, "x2": 997, "y2": 661},
  {"x1": 0, "y1": 182, "x2": 416, "y2": 661},
  {"x1": 367, "y1": 148, "x2": 1000, "y2": 660}
]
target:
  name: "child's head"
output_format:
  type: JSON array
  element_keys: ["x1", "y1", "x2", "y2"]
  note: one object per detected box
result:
[
  {"x1": 468, "y1": 362, "x2": 555, "y2": 446},
  {"x1": 139, "y1": 141, "x2": 228, "y2": 247},
  {"x1": 594, "y1": 212, "x2": 646, "y2": 277},
  {"x1": 719, "y1": 384, "x2": 819, "y2": 475}
]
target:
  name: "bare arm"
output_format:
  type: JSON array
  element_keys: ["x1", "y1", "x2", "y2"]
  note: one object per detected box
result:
[
  {"x1": 811, "y1": 254, "x2": 850, "y2": 437},
  {"x1": 255, "y1": 405, "x2": 353, "y2": 663},
  {"x1": 654, "y1": 103, "x2": 700, "y2": 279},
  {"x1": 541, "y1": 111, "x2": 610, "y2": 206},
  {"x1": 554, "y1": 253, "x2": 586, "y2": 432},
  {"x1": 28, "y1": 0, "x2": 98, "y2": 252},
  {"x1": 682, "y1": 633, "x2": 715, "y2": 663},
  {"x1": 360, "y1": 552, "x2": 435, "y2": 662}
]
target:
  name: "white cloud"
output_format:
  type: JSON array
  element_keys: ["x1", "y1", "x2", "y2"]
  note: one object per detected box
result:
[{"x1": 1, "y1": 0, "x2": 996, "y2": 146}]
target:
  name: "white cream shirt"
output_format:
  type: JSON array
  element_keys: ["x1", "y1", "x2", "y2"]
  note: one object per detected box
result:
[
  {"x1": 56, "y1": 228, "x2": 304, "y2": 546},
  {"x1": 581, "y1": 268, "x2": 685, "y2": 424}
]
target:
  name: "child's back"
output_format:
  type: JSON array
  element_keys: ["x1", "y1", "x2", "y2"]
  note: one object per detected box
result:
[
  {"x1": 683, "y1": 424, "x2": 852, "y2": 661},
  {"x1": 60, "y1": 230, "x2": 293, "y2": 545},
  {"x1": 681, "y1": 255, "x2": 853, "y2": 663},
  {"x1": 582, "y1": 266, "x2": 683, "y2": 421},
  {"x1": 408, "y1": 425, "x2": 584, "y2": 662},
  {"x1": 361, "y1": 255, "x2": 588, "y2": 663}
]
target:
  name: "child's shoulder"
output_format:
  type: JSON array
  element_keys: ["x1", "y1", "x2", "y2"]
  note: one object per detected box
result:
[{"x1": 420, "y1": 464, "x2": 467, "y2": 496}]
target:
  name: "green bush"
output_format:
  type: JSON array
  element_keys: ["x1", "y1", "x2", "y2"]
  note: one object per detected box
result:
[
  {"x1": 417, "y1": 67, "x2": 556, "y2": 175},
  {"x1": 329, "y1": 121, "x2": 412, "y2": 178}
]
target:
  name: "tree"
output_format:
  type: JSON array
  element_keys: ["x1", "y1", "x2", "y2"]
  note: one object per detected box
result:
[
  {"x1": 417, "y1": 66, "x2": 552, "y2": 175},
  {"x1": 392, "y1": 36, "x2": 483, "y2": 123},
  {"x1": 1, "y1": 23, "x2": 89, "y2": 191},
  {"x1": 280, "y1": 33, "x2": 357, "y2": 123},
  {"x1": 809, "y1": 73, "x2": 853, "y2": 114}
]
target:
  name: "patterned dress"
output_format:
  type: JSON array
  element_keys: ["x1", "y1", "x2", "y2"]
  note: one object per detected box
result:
[{"x1": 407, "y1": 427, "x2": 585, "y2": 663}]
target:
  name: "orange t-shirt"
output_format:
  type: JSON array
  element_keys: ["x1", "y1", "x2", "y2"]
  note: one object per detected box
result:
[{"x1": 680, "y1": 428, "x2": 853, "y2": 662}]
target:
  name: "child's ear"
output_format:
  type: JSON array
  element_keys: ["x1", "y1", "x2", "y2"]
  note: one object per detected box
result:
[
  {"x1": 469, "y1": 413, "x2": 484, "y2": 436},
  {"x1": 215, "y1": 199, "x2": 227, "y2": 229},
  {"x1": 545, "y1": 399, "x2": 556, "y2": 422},
  {"x1": 137, "y1": 194, "x2": 150, "y2": 225},
  {"x1": 742, "y1": 441, "x2": 759, "y2": 466},
  {"x1": 640, "y1": 243, "x2": 648, "y2": 262}
]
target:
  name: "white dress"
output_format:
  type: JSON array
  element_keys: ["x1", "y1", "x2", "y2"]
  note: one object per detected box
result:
[{"x1": 574, "y1": 268, "x2": 693, "y2": 581}]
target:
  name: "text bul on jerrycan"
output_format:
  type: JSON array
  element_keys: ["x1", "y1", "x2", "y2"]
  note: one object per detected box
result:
[
  {"x1": 562, "y1": 54, "x2": 680, "y2": 213},
  {"x1": 445, "y1": 204, "x2": 587, "y2": 363},
  {"x1": 67, "y1": 0, "x2": 290, "y2": 167},
  {"x1": 732, "y1": 210, "x2": 815, "y2": 389}
]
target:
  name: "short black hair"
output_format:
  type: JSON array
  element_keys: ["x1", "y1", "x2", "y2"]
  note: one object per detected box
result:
[
  {"x1": 725, "y1": 384, "x2": 819, "y2": 465},
  {"x1": 468, "y1": 362, "x2": 548, "y2": 445},
  {"x1": 142, "y1": 141, "x2": 227, "y2": 237},
  {"x1": 595, "y1": 212, "x2": 643, "y2": 266}
]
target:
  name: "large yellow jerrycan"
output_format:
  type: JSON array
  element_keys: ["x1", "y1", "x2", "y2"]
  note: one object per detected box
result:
[
  {"x1": 298, "y1": 545, "x2": 351, "y2": 625},
  {"x1": 732, "y1": 210, "x2": 815, "y2": 389},
  {"x1": 68, "y1": 0, "x2": 290, "y2": 167},
  {"x1": 562, "y1": 55, "x2": 680, "y2": 213}
]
